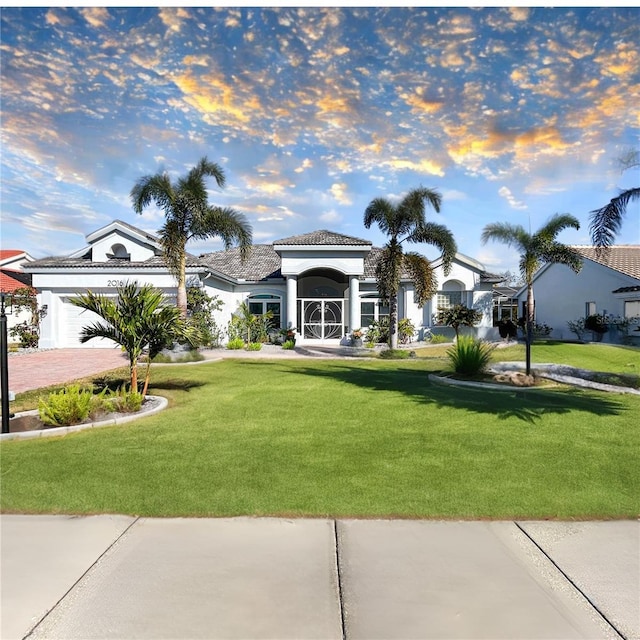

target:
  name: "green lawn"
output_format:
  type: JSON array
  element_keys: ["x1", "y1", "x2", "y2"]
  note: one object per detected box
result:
[{"x1": 2, "y1": 344, "x2": 639, "y2": 519}]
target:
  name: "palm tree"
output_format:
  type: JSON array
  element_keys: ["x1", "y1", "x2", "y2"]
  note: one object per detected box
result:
[
  {"x1": 70, "y1": 282, "x2": 196, "y2": 394},
  {"x1": 364, "y1": 187, "x2": 457, "y2": 349},
  {"x1": 131, "y1": 157, "x2": 253, "y2": 317},
  {"x1": 590, "y1": 150, "x2": 639, "y2": 251},
  {"x1": 481, "y1": 214, "x2": 582, "y2": 375}
]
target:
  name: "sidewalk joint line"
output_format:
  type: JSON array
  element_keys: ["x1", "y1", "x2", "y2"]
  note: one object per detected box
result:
[
  {"x1": 23, "y1": 516, "x2": 141, "y2": 639},
  {"x1": 514, "y1": 521, "x2": 626, "y2": 640},
  {"x1": 333, "y1": 519, "x2": 347, "y2": 640}
]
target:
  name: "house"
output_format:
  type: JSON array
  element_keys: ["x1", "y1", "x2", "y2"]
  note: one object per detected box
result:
[
  {"x1": 515, "y1": 245, "x2": 640, "y2": 342},
  {"x1": 24, "y1": 220, "x2": 502, "y2": 349},
  {"x1": 0, "y1": 250, "x2": 36, "y2": 335}
]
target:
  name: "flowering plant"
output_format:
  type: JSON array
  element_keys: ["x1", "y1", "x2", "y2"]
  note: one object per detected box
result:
[{"x1": 351, "y1": 328, "x2": 363, "y2": 339}]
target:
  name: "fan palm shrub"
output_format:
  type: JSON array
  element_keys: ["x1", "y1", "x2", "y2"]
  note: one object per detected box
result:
[{"x1": 446, "y1": 336, "x2": 494, "y2": 376}]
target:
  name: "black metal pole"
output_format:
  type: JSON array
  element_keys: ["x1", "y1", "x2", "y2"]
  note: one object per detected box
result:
[{"x1": 1, "y1": 293, "x2": 10, "y2": 433}]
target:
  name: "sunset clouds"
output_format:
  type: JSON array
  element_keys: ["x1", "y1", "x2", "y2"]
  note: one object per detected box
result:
[{"x1": 1, "y1": 7, "x2": 638, "y2": 271}]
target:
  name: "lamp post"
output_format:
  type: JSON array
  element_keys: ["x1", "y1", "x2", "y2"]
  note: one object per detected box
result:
[{"x1": 1, "y1": 292, "x2": 11, "y2": 433}]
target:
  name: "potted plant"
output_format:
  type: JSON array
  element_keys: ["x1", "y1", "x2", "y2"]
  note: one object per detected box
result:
[{"x1": 351, "y1": 328, "x2": 364, "y2": 347}]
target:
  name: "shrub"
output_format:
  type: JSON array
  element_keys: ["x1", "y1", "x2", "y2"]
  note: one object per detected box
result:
[
  {"x1": 398, "y1": 318, "x2": 416, "y2": 344},
  {"x1": 9, "y1": 322, "x2": 39, "y2": 348},
  {"x1": 152, "y1": 350, "x2": 205, "y2": 363},
  {"x1": 429, "y1": 333, "x2": 450, "y2": 344},
  {"x1": 281, "y1": 339, "x2": 296, "y2": 350},
  {"x1": 226, "y1": 337, "x2": 245, "y2": 350},
  {"x1": 104, "y1": 385, "x2": 144, "y2": 413},
  {"x1": 186, "y1": 287, "x2": 224, "y2": 348},
  {"x1": 379, "y1": 348, "x2": 410, "y2": 359},
  {"x1": 246, "y1": 342, "x2": 263, "y2": 351},
  {"x1": 498, "y1": 319, "x2": 518, "y2": 341},
  {"x1": 436, "y1": 305, "x2": 482, "y2": 340},
  {"x1": 38, "y1": 385, "x2": 104, "y2": 426},
  {"x1": 585, "y1": 314, "x2": 609, "y2": 335},
  {"x1": 567, "y1": 318, "x2": 586, "y2": 341},
  {"x1": 446, "y1": 336, "x2": 494, "y2": 376},
  {"x1": 365, "y1": 317, "x2": 389, "y2": 344}
]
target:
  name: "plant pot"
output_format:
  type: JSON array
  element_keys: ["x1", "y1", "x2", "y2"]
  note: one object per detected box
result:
[{"x1": 352, "y1": 337, "x2": 363, "y2": 348}]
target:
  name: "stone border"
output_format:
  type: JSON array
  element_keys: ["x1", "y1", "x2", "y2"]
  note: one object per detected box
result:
[
  {"x1": 428, "y1": 374, "x2": 541, "y2": 392},
  {"x1": 0, "y1": 395, "x2": 168, "y2": 442}
]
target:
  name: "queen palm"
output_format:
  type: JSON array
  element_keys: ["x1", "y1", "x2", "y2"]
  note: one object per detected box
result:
[
  {"x1": 481, "y1": 214, "x2": 582, "y2": 375},
  {"x1": 364, "y1": 187, "x2": 457, "y2": 349},
  {"x1": 131, "y1": 157, "x2": 252, "y2": 317}
]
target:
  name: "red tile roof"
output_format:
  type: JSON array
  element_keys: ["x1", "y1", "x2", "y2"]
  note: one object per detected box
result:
[
  {"x1": 0, "y1": 250, "x2": 25, "y2": 261},
  {"x1": 0, "y1": 269, "x2": 33, "y2": 293}
]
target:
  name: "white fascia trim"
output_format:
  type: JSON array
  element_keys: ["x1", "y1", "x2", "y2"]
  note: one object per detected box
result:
[
  {"x1": 274, "y1": 244, "x2": 371, "y2": 253},
  {"x1": 86, "y1": 221, "x2": 162, "y2": 250}
]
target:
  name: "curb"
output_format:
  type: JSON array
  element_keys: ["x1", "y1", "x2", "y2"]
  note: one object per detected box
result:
[{"x1": 0, "y1": 395, "x2": 168, "y2": 442}]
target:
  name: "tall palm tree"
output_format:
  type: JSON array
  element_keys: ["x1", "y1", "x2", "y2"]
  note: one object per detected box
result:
[
  {"x1": 364, "y1": 187, "x2": 457, "y2": 349},
  {"x1": 589, "y1": 150, "x2": 639, "y2": 251},
  {"x1": 70, "y1": 282, "x2": 196, "y2": 393},
  {"x1": 481, "y1": 214, "x2": 582, "y2": 374},
  {"x1": 131, "y1": 157, "x2": 253, "y2": 317}
]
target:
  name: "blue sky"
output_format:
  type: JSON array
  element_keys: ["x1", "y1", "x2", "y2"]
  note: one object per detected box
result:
[{"x1": 1, "y1": 6, "x2": 638, "y2": 276}]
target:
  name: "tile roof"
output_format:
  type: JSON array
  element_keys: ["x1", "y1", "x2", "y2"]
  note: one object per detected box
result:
[
  {"x1": 201, "y1": 244, "x2": 282, "y2": 281},
  {"x1": 572, "y1": 245, "x2": 640, "y2": 280},
  {"x1": 23, "y1": 255, "x2": 204, "y2": 269},
  {"x1": 0, "y1": 269, "x2": 33, "y2": 293},
  {"x1": 274, "y1": 230, "x2": 372, "y2": 246},
  {"x1": 0, "y1": 250, "x2": 25, "y2": 261}
]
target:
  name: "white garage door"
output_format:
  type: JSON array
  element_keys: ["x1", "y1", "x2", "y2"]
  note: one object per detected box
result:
[{"x1": 62, "y1": 298, "x2": 117, "y2": 348}]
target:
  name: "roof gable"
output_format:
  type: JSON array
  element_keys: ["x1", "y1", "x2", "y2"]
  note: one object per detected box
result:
[{"x1": 571, "y1": 245, "x2": 640, "y2": 279}]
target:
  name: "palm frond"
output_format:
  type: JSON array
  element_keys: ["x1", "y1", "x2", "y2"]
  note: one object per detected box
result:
[
  {"x1": 480, "y1": 222, "x2": 528, "y2": 249},
  {"x1": 130, "y1": 173, "x2": 174, "y2": 214},
  {"x1": 536, "y1": 213, "x2": 580, "y2": 243},
  {"x1": 364, "y1": 198, "x2": 395, "y2": 235},
  {"x1": 541, "y1": 244, "x2": 583, "y2": 274},
  {"x1": 403, "y1": 252, "x2": 438, "y2": 306},
  {"x1": 589, "y1": 187, "x2": 640, "y2": 249},
  {"x1": 409, "y1": 222, "x2": 457, "y2": 275},
  {"x1": 198, "y1": 206, "x2": 253, "y2": 256}
]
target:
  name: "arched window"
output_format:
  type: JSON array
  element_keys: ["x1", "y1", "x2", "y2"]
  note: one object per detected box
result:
[
  {"x1": 108, "y1": 243, "x2": 130, "y2": 260},
  {"x1": 248, "y1": 294, "x2": 281, "y2": 329},
  {"x1": 436, "y1": 280, "x2": 464, "y2": 311}
]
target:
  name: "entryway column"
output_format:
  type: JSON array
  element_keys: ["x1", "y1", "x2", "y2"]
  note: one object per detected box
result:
[
  {"x1": 286, "y1": 275, "x2": 297, "y2": 330},
  {"x1": 349, "y1": 275, "x2": 360, "y2": 331}
]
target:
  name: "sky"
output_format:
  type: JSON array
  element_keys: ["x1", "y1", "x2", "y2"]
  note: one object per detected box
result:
[{"x1": 1, "y1": 5, "x2": 639, "y2": 277}]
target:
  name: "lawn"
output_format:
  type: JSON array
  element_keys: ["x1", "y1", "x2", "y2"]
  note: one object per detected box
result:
[{"x1": 1, "y1": 343, "x2": 639, "y2": 519}]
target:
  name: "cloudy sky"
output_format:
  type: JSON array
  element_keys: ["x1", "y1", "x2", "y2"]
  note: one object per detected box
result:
[{"x1": 1, "y1": 6, "x2": 638, "y2": 275}]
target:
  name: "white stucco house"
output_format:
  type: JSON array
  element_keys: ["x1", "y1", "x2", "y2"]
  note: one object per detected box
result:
[
  {"x1": 515, "y1": 245, "x2": 640, "y2": 342},
  {"x1": 24, "y1": 220, "x2": 502, "y2": 349}
]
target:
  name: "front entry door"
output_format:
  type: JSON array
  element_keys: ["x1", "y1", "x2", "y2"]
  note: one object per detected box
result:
[{"x1": 301, "y1": 299, "x2": 344, "y2": 340}]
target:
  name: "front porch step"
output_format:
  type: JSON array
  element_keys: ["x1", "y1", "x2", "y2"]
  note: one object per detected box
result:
[{"x1": 294, "y1": 344, "x2": 372, "y2": 358}]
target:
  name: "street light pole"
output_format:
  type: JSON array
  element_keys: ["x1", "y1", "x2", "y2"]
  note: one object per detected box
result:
[{"x1": 1, "y1": 292, "x2": 10, "y2": 433}]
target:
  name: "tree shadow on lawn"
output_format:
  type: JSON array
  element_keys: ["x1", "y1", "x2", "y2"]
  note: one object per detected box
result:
[{"x1": 255, "y1": 362, "x2": 626, "y2": 424}]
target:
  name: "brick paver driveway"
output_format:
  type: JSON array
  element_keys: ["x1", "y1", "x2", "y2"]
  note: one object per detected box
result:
[{"x1": 7, "y1": 349, "x2": 129, "y2": 394}]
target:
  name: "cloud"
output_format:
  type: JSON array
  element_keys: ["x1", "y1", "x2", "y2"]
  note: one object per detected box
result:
[
  {"x1": 80, "y1": 7, "x2": 111, "y2": 29},
  {"x1": 498, "y1": 186, "x2": 527, "y2": 210},
  {"x1": 330, "y1": 182, "x2": 352, "y2": 205}
]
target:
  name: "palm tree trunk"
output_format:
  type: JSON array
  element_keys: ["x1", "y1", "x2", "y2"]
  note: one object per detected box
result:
[
  {"x1": 177, "y1": 253, "x2": 188, "y2": 318},
  {"x1": 130, "y1": 357, "x2": 138, "y2": 393},
  {"x1": 389, "y1": 292, "x2": 399, "y2": 350},
  {"x1": 526, "y1": 284, "x2": 534, "y2": 376}
]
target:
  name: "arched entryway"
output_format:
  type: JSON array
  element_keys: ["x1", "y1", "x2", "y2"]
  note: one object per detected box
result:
[{"x1": 297, "y1": 268, "x2": 348, "y2": 341}]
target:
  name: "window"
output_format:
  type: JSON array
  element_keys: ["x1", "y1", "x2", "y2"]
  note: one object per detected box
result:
[
  {"x1": 624, "y1": 300, "x2": 640, "y2": 319},
  {"x1": 360, "y1": 298, "x2": 389, "y2": 327},
  {"x1": 586, "y1": 301, "x2": 596, "y2": 316},
  {"x1": 248, "y1": 294, "x2": 281, "y2": 329},
  {"x1": 436, "y1": 291, "x2": 462, "y2": 311}
]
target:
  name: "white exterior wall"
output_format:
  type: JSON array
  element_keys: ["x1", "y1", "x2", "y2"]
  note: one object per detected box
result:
[
  {"x1": 517, "y1": 260, "x2": 639, "y2": 341},
  {"x1": 91, "y1": 232, "x2": 157, "y2": 262}
]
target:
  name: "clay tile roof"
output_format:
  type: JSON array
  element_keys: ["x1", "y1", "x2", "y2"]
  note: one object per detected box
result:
[
  {"x1": 0, "y1": 250, "x2": 24, "y2": 261},
  {"x1": 200, "y1": 244, "x2": 282, "y2": 281},
  {"x1": 0, "y1": 269, "x2": 33, "y2": 293},
  {"x1": 572, "y1": 245, "x2": 640, "y2": 280},
  {"x1": 274, "y1": 230, "x2": 372, "y2": 246}
]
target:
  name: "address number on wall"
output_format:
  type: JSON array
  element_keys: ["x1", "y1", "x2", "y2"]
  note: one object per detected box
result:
[{"x1": 107, "y1": 280, "x2": 126, "y2": 287}]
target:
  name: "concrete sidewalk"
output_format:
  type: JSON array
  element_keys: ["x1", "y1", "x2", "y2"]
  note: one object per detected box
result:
[{"x1": 1, "y1": 516, "x2": 637, "y2": 640}]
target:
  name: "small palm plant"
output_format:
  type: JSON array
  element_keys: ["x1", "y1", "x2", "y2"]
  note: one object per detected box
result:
[
  {"x1": 447, "y1": 336, "x2": 494, "y2": 377},
  {"x1": 70, "y1": 282, "x2": 197, "y2": 394}
]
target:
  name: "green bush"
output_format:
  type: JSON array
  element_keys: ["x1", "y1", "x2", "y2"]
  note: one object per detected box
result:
[
  {"x1": 152, "y1": 350, "x2": 205, "y2": 363},
  {"x1": 38, "y1": 385, "x2": 104, "y2": 427},
  {"x1": 104, "y1": 385, "x2": 144, "y2": 413},
  {"x1": 281, "y1": 339, "x2": 296, "y2": 350},
  {"x1": 429, "y1": 333, "x2": 450, "y2": 344},
  {"x1": 446, "y1": 336, "x2": 494, "y2": 376},
  {"x1": 246, "y1": 342, "x2": 263, "y2": 351},
  {"x1": 398, "y1": 318, "x2": 416, "y2": 344},
  {"x1": 226, "y1": 337, "x2": 245, "y2": 350},
  {"x1": 9, "y1": 322, "x2": 39, "y2": 348},
  {"x1": 379, "y1": 348, "x2": 410, "y2": 359}
]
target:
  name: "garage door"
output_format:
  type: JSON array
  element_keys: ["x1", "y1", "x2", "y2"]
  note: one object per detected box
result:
[{"x1": 62, "y1": 298, "x2": 117, "y2": 348}]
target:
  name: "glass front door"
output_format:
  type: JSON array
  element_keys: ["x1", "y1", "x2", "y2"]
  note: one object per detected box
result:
[{"x1": 300, "y1": 299, "x2": 344, "y2": 340}]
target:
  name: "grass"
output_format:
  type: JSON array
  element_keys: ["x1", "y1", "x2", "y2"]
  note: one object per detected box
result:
[{"x1": 1, "y1": 344, "x2": 639, "y2": 519}]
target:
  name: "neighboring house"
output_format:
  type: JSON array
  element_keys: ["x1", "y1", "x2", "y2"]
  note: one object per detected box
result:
[
  {"x1": 0, "y1": 249, "x2": 36, "y2": 335},
  {"x1": 24, "y1": 220, "x2": 502, "y2": 349},
  {"x1": 515, "y1": 245, "x2": 640, "y2": 342}
]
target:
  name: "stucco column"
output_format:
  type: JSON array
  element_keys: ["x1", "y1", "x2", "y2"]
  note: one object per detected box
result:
[
  {"x1": 286, "y1": 275, "x2": 297, "y2": 330},
  {"x1": 349, "y1": 275, "x2": 360, "y2": 331}
]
